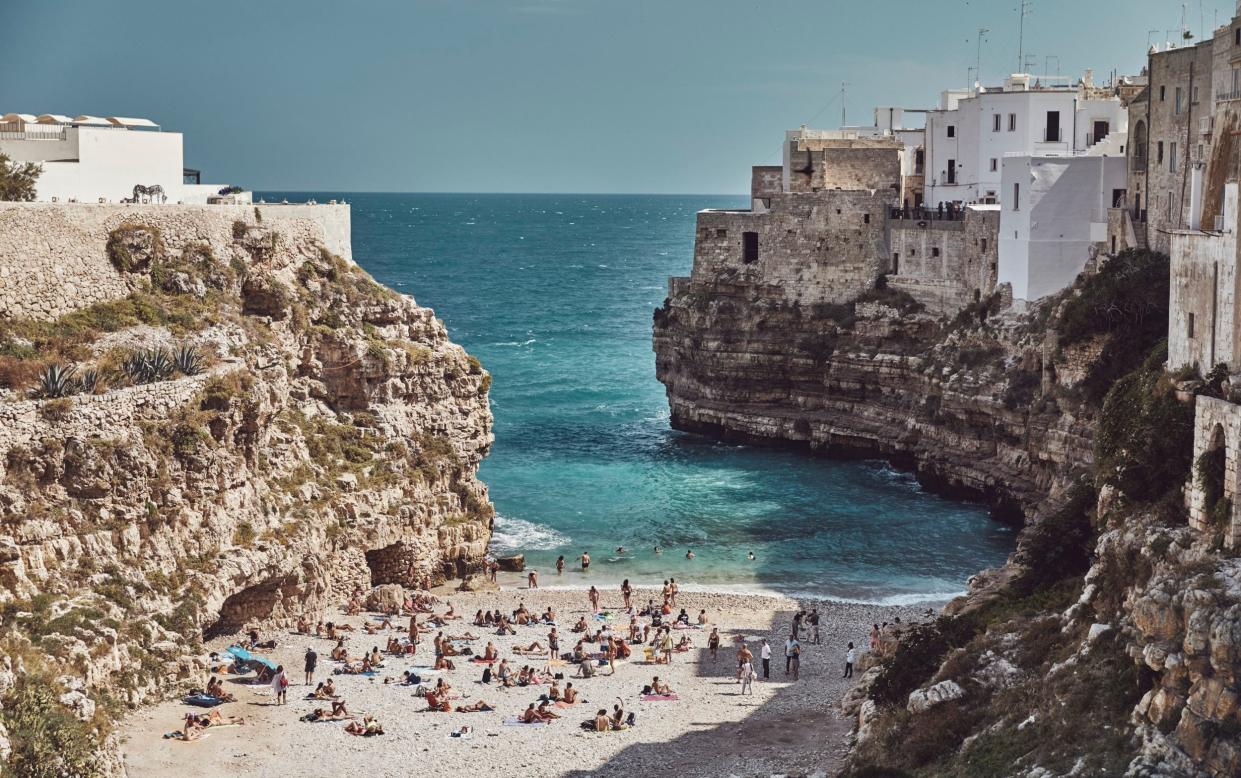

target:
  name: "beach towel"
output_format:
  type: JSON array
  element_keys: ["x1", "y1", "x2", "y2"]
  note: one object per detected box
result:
[
  {"x1": 183, "y1": 694, "x2": 224, "y2": 708},
  {"x1": 671, "y1": 624, "x2": 702, "y2": 630},
  {"x1": 163, "y1": 732, "x2": 211, "y2": 741},
  {"x1": 640, "y1": 694, "x2": 679, "y2": 702},
  {"x1": 503, "y1": 718, "x2": 547, "y2": 727},
  {"x1": 470, "y1": 657, "x2": 497, "y2": 664},
  {"x1": 553, "y1": 701, "x2": 576, "y2": 709}
]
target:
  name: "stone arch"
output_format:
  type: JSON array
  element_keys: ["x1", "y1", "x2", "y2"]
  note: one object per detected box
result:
[
  {"x1": 1189, "y1": 397, "x2": 1241, "y2": 547},
  {"x1": 1199, "y1": 424, "x2": 1227, "y2": 515},
  {"x1": 1132, "y1": 120, "x2": 1147, "y2": 163}
]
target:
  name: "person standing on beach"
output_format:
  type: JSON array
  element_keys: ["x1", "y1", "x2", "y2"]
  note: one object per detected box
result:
[
  {"x1": 790, "y1": 642, "x2": 801, "y2": 681},
  {"x1": 792, "y1": 610, "x2": 804, "y2": 640},
  {"x1": 760, "y1": 639, "x2": 771, "y2": 680},
  {"x1": 528, "y1": 569, "x2": 538, "y2": 589},
  {"x1": 784, "y1": 634, "x2": 799, "y2": 675},
  {"x1": 660, "y1": 628, "x2": 674, "y2": 664},
  {"x1": 304, "y1": 647, "x2": 317, "y2": 686},
  {"x1": 556, "y1": 555, "x2": 565, "y2": 575},
  {"x1": 580, "y1": 551, "x2": 591, "y2": 571},
  {"x1": 740, "y1": 658, "x2": 755, "y2": 695},
  {"x1": 272, "y1": 665, "x2": 288, "y2": 705},
  {"x1": 843, "y1": 642, "x2": 855, "y2": 678},
  {"x1": 548, "y1": 627, "x2": 560, "y2": 661},
  {"x1": 708, "y1": 627, "x2": 720, "y2": 661},
  {"x1": 669, "y1": 578, "x2": 679, "y2": 606},
  {"x1": 621, "y1": 579, "x2": 632, "y2": 610},
  {"x1": 809, "y1": 608, "x2": 821, "y2": 644},
  {"x1": 589, "y1": 586, "x2": 600, "y2": 613}
]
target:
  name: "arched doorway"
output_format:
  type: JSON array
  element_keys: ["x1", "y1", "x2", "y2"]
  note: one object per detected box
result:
[{"x1": 1198, "y1": 424, "x2": 1229, "y2": 526}]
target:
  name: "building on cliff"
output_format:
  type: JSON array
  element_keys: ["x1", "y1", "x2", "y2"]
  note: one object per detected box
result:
[{"x1": 0, "y1": 112, "x2": 244, "y2": 204}]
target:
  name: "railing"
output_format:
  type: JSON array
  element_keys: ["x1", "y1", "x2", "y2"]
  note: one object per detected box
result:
[
  {"x1": 1043, "y1": 129, "x2": 1063, "y2": 142},
  {"x1": 0, "y1": 128, "x2": 67, "y2": 141},
  {"x1": 1217, "y1": 88, "x2": 1241, "y2": 102},
  {"x1": 889, "y1": 206, "x2": 966, "y2": 222}
]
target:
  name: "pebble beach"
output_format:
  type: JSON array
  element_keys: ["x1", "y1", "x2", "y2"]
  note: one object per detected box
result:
[{"x1": 119, "y1": 584, "x2": 934, "y2": 778}]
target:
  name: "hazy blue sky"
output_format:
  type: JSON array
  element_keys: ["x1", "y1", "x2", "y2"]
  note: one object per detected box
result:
[{"x1": 0, "y1": 0, "x2": 1215, "y2": 193}]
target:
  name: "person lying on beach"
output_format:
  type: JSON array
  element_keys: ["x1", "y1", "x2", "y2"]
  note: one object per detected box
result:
[
  {"x1": 572, "y1": 616, "x2": 589, "y2": 633},
  {"x1": 330, "y1": 640, "x2": 349, "y2": 661},
  {"x1": 344, "y1": 715, "x2": 383, "y2": 736},
  {"x1": 512, "y1": 641, "x2": 544, "y2": 654},
  {"x1": 443, "y1": 602, "x2": 458, "y2": 619},
  {"x1": 446, "y1": 632, "x2": 479, "y2": 642},
  {"x1": 455, "y1": 700, "x2": 495, "y2": 712},
  {"x1": 363, "y1": 618, "x2": 393, "y2": 635}
]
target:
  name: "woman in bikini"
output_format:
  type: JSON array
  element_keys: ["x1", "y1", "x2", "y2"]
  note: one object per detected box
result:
[{"x1": 621, "y1": 579, "x2": 632, "y2": 610}]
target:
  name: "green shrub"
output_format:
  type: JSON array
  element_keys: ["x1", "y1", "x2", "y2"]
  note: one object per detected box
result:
[
  {"x1": 0, "y1": 670, "x2": 105, "y2": 777},
  {"x1": 869, "y1": 616, "x2": 978, "y2": 707},
  {"x1": 1013, "y1": 479, "x2": 1096, "y2": 594},
  {"x1": 1094, "y1": 341, "x2": 1194, "y2": 502}
]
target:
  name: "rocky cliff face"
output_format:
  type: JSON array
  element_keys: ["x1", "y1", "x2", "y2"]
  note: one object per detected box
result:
[
  {"x1": 653, "y1": 277, "x2": 1095, "y2": 518},
  {"x1": 0, "y1": 207, "x2": 492, "y2": 774},
  {"x1": 655, "y1": 254, "x2": 1241, "y2": 775}
]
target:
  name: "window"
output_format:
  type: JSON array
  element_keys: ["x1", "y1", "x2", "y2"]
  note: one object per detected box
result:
[
  {"x1": 1235, "y1": 27, "x2": 1240, "y2": 45},
  {"x1": 1045, "y1": 110, "x2": 1061, "y2": 142},
  {"x1": 1160, "y1": 85, "x2": 1166, "y2": 101},
  {"x1": 1013, "y1": 182, "x2": 1020, "y2": 210},
  {"x1": 1170, "y1": 142, "x2": 1178, "y2": 172},
  {"x1": 910, "y1": 248, "x2": 917, "y2": 257},
  {"x1": 1193, "y1": 85, "x2": 1199, "y2": 103},
  {"x1": 1008, "y1": 113, "x2": 1017, "y2": 131},
  {"x1": 993, "y1": 114, "x2": 1002, "y2": 132},
  {"x1": 1167, "y1": 192, "x2": 1173, "y2": 221},
  {"x1": 715, "y1": 228, "x2": 727, "y2": 238},
  {"x1": 990, "y1": 158, "x2": 998, "y2": 172},
  {"x1": 742, "y1": 232, "x2": 759, "y2": 263},
  {"x1": 1175, "y1": 87, "x2": 1183, "y2": 114},
  {"x1": 1157, "y1": 141, "x2": 1165, "y2": 164},
  {"x1": 1189, "y1": 312, "x2": 1196, "y2": 339},
  {"x1": 931, "y1": 247, "x2": 941, "y2": 258},
  {"x1": 947, "y1": 159, "x2": 957, "y2": 184},
  {"x1": 947, "y1": 125, "x2": 956, "y2": 138},
  {"x1": 981, "y1": 238, "x2": 988, "y2": 253},
  {"x1": 863, "y1": 213, "x2": 870, "y2": 224},
  {"x1": 893, "y1": 253, "x2": 900, "y2": 274},
  {"x1": 1111, "y1": 235, "x2": 1117, "y2": 254}
]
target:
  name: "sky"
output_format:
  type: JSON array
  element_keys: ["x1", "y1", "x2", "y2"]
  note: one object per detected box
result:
[{"x1": 0, "y1": 0, "x2": 1218, "y2": 194}]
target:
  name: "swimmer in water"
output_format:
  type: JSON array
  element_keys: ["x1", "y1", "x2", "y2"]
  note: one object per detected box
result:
[
  {"x1": 615, "y1": 546, "x2": 625, "y2": 555},
  {"x1": 747, "y1": 551, "x2": 755, "y2": 561},
  {"x1": 686, "y1": 549, "x2": 695, "y2": 560},
  {"x1": 654, "y1": 545, "x2": 662, "y2": 555}
]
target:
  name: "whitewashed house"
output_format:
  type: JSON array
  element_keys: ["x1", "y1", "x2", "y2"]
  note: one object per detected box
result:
[{"x1": 0, "y1": 113, "x2": 246, "y2": 204}]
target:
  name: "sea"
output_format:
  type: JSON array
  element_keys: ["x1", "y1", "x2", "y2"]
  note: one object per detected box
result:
[{"x1": 259, "y1": 192, "x2": 1017, "y2": 604}]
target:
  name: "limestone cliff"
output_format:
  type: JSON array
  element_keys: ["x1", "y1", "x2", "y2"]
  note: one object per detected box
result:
[
  {"x1": 655, "y1": 249, "x2": 1241, "y2": 775},
  {"x1": 0, "y1": 205, "x2": 492, "y2": 774}
]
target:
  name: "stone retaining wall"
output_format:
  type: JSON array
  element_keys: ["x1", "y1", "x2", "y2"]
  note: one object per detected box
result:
[{"x1": 0, "y1": 202, "x2": 349, "y2": 321}]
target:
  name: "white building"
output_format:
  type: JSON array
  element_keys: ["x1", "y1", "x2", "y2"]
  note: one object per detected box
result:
[
  {"x1": 924, "y1": 73, "x2": 1127, "y2": 210},
  {"x1": 998, "y1": 149, "x2": 1128, "y2": 302},
  {"x1": 0, "y1": 113, "x2": 246, "y2": 205}
]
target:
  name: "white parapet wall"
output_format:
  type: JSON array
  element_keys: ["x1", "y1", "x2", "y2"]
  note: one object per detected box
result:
[{"x1": 0, "y1": 202, "x2": 351, "y2": 321}]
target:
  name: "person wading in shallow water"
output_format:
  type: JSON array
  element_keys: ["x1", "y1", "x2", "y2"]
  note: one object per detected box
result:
[
  {"x1": 580, "y1": 551, "x2": 591, "y2": 571},
  {"x1": 556, "y1": 555, "x2": 565, "y2": 575}
]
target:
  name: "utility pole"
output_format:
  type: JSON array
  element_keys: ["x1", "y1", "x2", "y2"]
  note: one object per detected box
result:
[
  {"x1": 1017, "y1": 0, "x2": 1032, "y2": 73},
  {"x1": 841, "y1": 81, "x2": 848, "y2": 127},
  {"x1": 975, "y1": 28, "x2": 989, "y2": 87}
]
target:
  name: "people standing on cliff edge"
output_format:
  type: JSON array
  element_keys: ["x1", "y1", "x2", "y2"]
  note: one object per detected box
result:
[
  {"x1": 843, "y1": 642, "x2": 856, "y2": 678},
  {"x1": 580, "y1": 551, "x2": 591, "y2": 571}
]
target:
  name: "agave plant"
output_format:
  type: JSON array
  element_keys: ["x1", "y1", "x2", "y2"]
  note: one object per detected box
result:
[
  {"x1": 78, "y1": 368, "x2": 103, "y2": 394},
  {"x1": 121, "y1": 349, "x2": 176, "y2": 384},
  {"x1": 174, "y1": 344, "x2": 204, "y2": 376},
  {"x1": 33, "y1": 364, "x2": 78, "y2": 398}
]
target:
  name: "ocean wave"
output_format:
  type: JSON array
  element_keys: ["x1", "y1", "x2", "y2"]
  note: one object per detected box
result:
[
  {"x1": 492, "y1": 338, "x2": 537, "y2": 347},
  {"x1": 489, "y1": 515, "x2": 570, "y2": 552}
]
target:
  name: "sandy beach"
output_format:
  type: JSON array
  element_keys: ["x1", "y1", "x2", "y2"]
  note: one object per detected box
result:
[{"x1": 119, "y1": 583, "x2": 935, "y2": 778}]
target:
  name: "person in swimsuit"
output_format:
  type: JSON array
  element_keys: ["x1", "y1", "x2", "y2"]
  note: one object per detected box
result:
[
  {"x1": 556, "y1": 555, "x2": 565, "y2": 575},
  {"x1": 707, "y1": 628, "x2": 720, "y2": 661},
  {"x1": 580, "y1": 551, "x2": 591, "y2": 571}
]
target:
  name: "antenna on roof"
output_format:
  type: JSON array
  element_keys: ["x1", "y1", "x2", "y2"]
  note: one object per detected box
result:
[
  {"x1": 1017, "y1": 0, "x2": 1032, "y2": 73},
  {"x1": 975, "y1": 28, "x2": 990, "y2": 88},
  {"x1": 841, "y1": 81, "x2": 849, "y2": 127}
]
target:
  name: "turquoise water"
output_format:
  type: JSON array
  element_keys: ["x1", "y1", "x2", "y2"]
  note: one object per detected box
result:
[{"x1": 262, "y1": 192, "x2": 1016, "y2": 603}]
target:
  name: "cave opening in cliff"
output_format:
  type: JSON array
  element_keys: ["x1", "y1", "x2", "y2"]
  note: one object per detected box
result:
[
  {"x1": 204, "y1": 574, "x2": 299, "y2": 640},
  {"x1": 365, "y1": 542, "x2": 419, "y2": 587}
]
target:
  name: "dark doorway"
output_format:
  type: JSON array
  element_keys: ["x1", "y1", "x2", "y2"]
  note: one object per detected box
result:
[{"x1": 742, "y1": 232, "x2": 759, "y2": 263}]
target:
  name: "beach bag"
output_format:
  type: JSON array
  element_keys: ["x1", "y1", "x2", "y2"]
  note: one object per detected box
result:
[
  {"x1": 279, "y1": 676, "x2": 289, "y2": 689},
  {"x1": 554, "y1": 672, "x2": 564, "y2": 680},
  {"x1": 625, "y1": 712, "x2": 636, "y2": 727}
]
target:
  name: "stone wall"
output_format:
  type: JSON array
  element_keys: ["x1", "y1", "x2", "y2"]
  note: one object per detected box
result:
[
  {"x1": 1188, "y1": 395, "x2": 1241, "y2": 547},
  {"x1": 0, "y1": 202, "x2": 350, "y2": 320},
  {"x1": 888, "y1": 207, "x2": 999, "y2": 315},
  {"x1": 1168, "y1": 184, "x2": 1240, "y2": 373},
  {"x1": 688, "y1": 190, "x2": 894, "y2": 306},
  {"x1": 751, "y1": 165, "x2": 783, "y2": 206},
  {"x1": 787, "y1": 138, "x2": 903, "y2": 194}
]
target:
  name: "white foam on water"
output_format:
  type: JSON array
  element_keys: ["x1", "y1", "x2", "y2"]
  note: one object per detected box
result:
[{"x1": 488, "y1": 515, "x2": 570, "y2": 552}]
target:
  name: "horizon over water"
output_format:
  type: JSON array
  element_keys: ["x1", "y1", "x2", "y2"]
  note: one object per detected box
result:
[{"x1": 262, "y1": 191, "x2": 1017, "y2": 604}]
